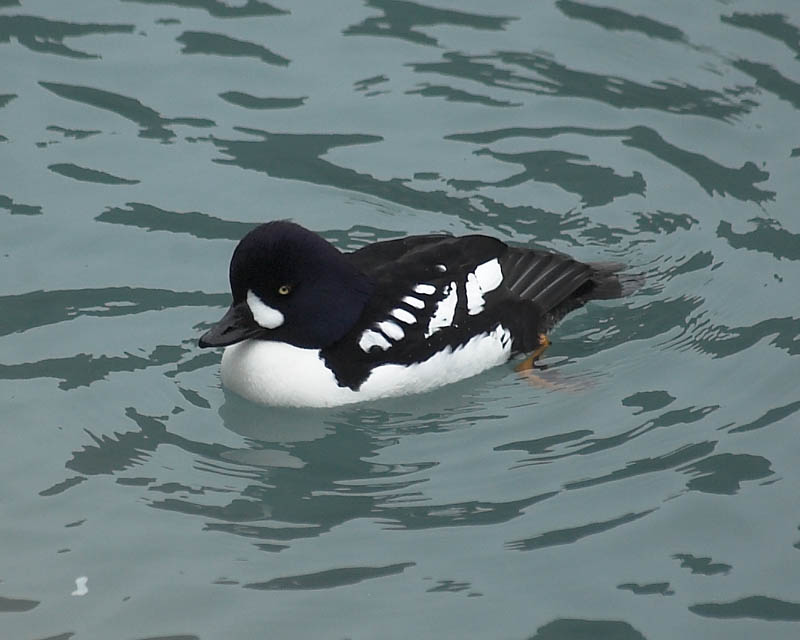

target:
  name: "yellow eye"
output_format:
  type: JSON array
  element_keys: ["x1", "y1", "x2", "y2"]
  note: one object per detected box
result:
[{"x1": 277, "y1": 284, "x2": 292, "y2": 295}]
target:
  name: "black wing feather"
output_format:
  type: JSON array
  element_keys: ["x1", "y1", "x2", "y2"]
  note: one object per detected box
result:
[
  {"x1": 347, "y1": 234, "x2": 453, "y2": 270},
  {"x1": 326, "y1": 234, "x2": 635, "y2": 389}
]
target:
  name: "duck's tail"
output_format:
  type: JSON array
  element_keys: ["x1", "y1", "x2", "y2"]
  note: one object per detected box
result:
[{"x1": 585, "y1": 261, "x2": 644, "y2": 300}]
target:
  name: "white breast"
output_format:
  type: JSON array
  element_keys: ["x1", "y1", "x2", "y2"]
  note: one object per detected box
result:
[{"x1": 220, "y1": 325, "x2": 513, "y2": 408}]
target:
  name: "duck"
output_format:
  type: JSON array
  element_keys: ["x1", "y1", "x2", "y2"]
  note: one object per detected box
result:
[{"x1": 199, "y1": 220, "x2": 636, "y2": 407}]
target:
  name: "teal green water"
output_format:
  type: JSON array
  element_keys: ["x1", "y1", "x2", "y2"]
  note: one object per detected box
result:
[{"x1": 2, "y1": 1, "x2": 800, "y2": 638}]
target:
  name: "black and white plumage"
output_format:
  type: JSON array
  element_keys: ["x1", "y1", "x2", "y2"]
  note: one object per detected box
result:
[{"x1": 199, "y1": 221, "x2": 636, "y2": 407}]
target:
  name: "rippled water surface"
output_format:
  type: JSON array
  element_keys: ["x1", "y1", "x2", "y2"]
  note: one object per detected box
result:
[{"x1": 2, "y1": 1, "x2": 800, "y2": 638}]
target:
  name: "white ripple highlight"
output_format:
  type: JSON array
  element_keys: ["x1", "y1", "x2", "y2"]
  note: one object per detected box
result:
[{"x1": 71, "y1": 576, "x2": 88, "y2": 596}]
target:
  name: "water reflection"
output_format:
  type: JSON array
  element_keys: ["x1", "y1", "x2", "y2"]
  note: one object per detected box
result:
[
  {"x1": 718, "y1": 218, "x2": 800, "y2": 261},
  {"x1": 343, "y1": 0, "x2": 515, "y2": 47},
  {"x1": 450, "y1": 147, "x2": 645, "y2": 207},
  {"x1": 556, "y1": 0, "x2": 686, "y2": 43},
  {"x1": 210, "y1": 128, "x2": 574, "y2": 241},
  {"x1": 354, "y1": 74, "x2": 389, "y2": 95},
  {"x1": 672, "y1": 553, "x2": 731, "y2": 575},
  {"x1": 448, "y1": 126, "x2": 775, "y2": 203},
  {"x1": 506, "y1": 509, "x2": 655, "y2": 551},
  {"x1": 721, "y1": 11, "x2": 800, "y2": 58},
  {"x1": 47, "y1": 163, "x2": 139, "y2": 185},
  {"x1": 0, "y1": 193, "x2": 42, "y2": 216},
  {"x1": 528, "y1": 618, "x2": 647, "y2": 640},
  {"x1": 691, "y1": 315, "x2": 800, "y2": 358},
  {"x1": 689, "y1": 595, "x2": 800, "y2": 621},
  {"x1": 554, "y1": 294, "x2": 704, "y2": 359},
  {"x1": 55, "y1": 401, "x2": 434, "y2": 548},
  {"x1": 0, "y1": 14, "x2": 133, "y2": 59},
  {"x1": 729, "y1": 400, "x2": 800, "y2": 434},
  {"x1": 563, "y1": 441, "x2": 717, "y2": 490},
  {"x1": 410, "y1": 51, "x2": 752, "y2": 121},
  {"x1": 376, "y1": 491, "x2": 557, "y2": 531},
  {"x1": 244, "y1": 562, "x2": 415, "y2": 590},
  {"x1": 679, "y1": 453, "x2": 773, "y2": 494},
  {"x1": 42, "y1": 357, "x2": 725, "y2": 559},
  {"x1": 633, "y1": 211, "x2": 698, "y2": 235},
  {"x1": 406, "y1": 82, "x2": 521, "y2": 108},
  {"x1": 621, "y1": 389, "x2": 676, "y2": 413},
  {"x1": 176, "y1": 31, "x2": 289, "y2": 66},
  {"x1": 732, "y1": 58, "x2": 800, "y2": 110},
  {"x1": 0, "y1": 287, "x2": 227, "y2": 337},
  {"x1": 95, "y1": 202, "x2": 406, "y2": 249},
  {"x1": 39, "y1": 82, "x2": 215, "y2": 141},
  {"x1": 96, "y1": 202, "x2": 257, "y2": 240},
  {"x1": 218, "y1": 92, "x2": 306, "y2": 110},
  {"x1": 0, "y1": 345, "x2": 186, "y2": 389},
  {"x1": 48, "y1": 383, "x2": 575, "y2": 552},
  {"x1": 617, "y1": 581, "x2": 674, "y2": 596},
  {"x1": 0, "y1": 595, "x2": 39, "y2": 612},
  {"x1": 121, "y1": 0, "x2": 287, "y2": 19},
  {"x1": 46, "y1": 125, "x2": 101, "y2": 140}
]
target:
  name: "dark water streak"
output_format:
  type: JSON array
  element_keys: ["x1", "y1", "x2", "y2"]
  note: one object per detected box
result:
[
  {"x1": 121, "y1": 0, "x2": 287, "y2": 18},
  {"x1": 0, "y1": 14, "x2": 133, "y2": 58},
  {"x1": 40, "y1": 81, "x2": 215, "y2": 141}
]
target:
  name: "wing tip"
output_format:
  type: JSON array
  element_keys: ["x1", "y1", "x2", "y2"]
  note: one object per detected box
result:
[{"x1": 587, "y1": 262, "x2": 644, "y2": 299}]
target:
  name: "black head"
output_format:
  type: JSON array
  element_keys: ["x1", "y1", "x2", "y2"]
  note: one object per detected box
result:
[{"x1": 199, "y1": 221, "x2": 374, "y2": 349}]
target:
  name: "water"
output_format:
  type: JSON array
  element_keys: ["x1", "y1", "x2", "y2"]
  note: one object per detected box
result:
[{"x1": 2, "y1": 1, "x2": 799, "y2": 638}]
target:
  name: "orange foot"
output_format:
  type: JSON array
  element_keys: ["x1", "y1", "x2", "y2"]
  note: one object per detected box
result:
[
  {"x1": 514, "y1": 334, "x2": 550, "y2": 373},
  {"x1": 515, "y1": 334, "x2": 570, "y2": 391},
  {"x1": 515, "y1": 334, "x2": 595, "y2": 392}
]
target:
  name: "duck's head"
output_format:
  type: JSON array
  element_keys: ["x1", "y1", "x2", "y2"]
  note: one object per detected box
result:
[{"x1": 199, "y1": 221, "x2": 374, "y2": 350}]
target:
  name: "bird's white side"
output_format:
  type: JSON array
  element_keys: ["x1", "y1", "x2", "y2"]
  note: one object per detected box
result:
[{"x1": 220, "y1": 325, "x2": 513, "y2": 408}]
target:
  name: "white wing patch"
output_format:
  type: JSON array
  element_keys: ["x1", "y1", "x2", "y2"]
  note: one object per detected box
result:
[
  {"x1": 358, "y1": 319, "x2": 407, "y2": 354},
  {"x1": 377, "y1": 320, "x2": 405, "y2": 341},
  {"x1": 465, "y1": 258, "x2": 503, "y2": 315},
  {"x1": 465, "y1": 274, "x2": 483, "y2": 315},
  {"x1": 359, "y1": 267, "x2": 495, "y2": 354},
  {"x1": 390, "y1": 308, "x2": 416, "y2": 325},
  {"x1": 474, "y1": 258, "x2": 503, "y2": 291},
  {"x1": 425, "y1": 281, "x2": 458, "y2": 338},
  {"x1": 358, "y1": 329, "x2": 391, "y2": 352},
  {"x1": 247, "y1": 289, "x2": 285, "y2": 329},
  {"x1": 402, "y1": 295, "x2": 425, "y2": 309}
]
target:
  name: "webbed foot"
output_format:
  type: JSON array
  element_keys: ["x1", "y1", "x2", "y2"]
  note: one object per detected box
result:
[{"x1": 514, "y1": 334, "x2": 550, "y2": 373}]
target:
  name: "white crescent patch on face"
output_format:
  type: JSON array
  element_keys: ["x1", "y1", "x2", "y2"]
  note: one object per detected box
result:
[{"x1": 247, "y1": 289, "x2": 285, "y2": 329}]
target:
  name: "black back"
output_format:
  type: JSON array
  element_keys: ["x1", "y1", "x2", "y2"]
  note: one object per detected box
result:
[{"x1": 320, "y1": 233, "x2": 629, "y2": 388}]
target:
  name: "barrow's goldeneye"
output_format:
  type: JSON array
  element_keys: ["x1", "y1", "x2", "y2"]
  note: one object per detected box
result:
[{"x1": 199, "y1": 221, "x2": 637, "y2": 407}]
